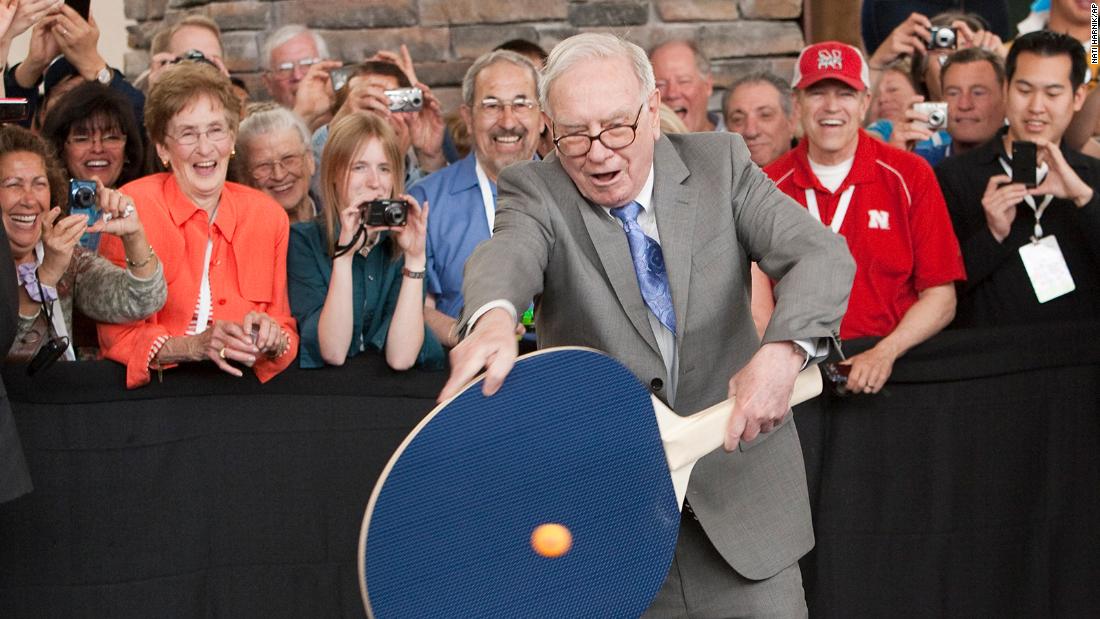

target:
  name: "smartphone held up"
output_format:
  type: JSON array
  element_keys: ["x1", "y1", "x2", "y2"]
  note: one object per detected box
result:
[{"x1": 1011, "y1": 141, "x2": 1038, "y2": 188}]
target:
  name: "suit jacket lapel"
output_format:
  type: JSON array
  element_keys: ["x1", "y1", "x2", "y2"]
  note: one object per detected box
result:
[
  {"x1": 652, "y1": 137, "x2": 694, "y2": 356},
  {"x1": 577, "y1": 191, "x2": 663, "y2": 357}
]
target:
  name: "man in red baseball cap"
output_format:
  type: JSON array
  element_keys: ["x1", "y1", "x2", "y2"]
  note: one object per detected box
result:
[{"x1": 765, "y1": 41, "x2": 965, "y2": 395}]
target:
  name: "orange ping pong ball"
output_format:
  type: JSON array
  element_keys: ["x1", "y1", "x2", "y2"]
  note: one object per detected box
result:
[{"x1": 530, "y1": 523, "x2": 572, "y2": 558}]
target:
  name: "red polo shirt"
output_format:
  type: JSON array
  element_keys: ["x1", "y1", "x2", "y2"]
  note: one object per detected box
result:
[{"x1": 765, "y1": 131, "x2": 965, "y2": 339}]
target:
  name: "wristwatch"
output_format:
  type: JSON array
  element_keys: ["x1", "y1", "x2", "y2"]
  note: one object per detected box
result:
[{"x1": 95, "y1": 66, "x2": 111, "y2": 85}]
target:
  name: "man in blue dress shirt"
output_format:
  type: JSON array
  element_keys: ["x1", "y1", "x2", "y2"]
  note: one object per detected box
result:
[{"x1": 409, "y1": 50, "x2": 542, "y2": 346}]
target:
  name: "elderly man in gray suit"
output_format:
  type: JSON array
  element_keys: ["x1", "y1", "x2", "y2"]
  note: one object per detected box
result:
[{"x1": 439, "y1": 33, "x2": 855, "y2": 617}]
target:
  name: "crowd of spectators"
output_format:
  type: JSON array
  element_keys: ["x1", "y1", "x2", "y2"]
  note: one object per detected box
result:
[{"x1": 0, "y1": 1, "x2": 1095, "y2": 390}]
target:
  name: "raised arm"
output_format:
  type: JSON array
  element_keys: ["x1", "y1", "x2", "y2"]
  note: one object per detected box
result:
[{"x1": 382, "y1": 194, "x2": 428, "y2": 369}]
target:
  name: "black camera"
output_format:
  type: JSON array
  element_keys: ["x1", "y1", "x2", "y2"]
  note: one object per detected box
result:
[
  {"x1": 0, "y1": 98, "x2": 28, "y2": 123},
  {"x1": 171, "y1": 49, "x2": 217, "y2": 69},
  {"x1": 360, "y1": 199, "x2": 408, "y2": 227},
  {"x1": 384, "y1": 87, "x2": 423, "y2": 112},
  {"x1": 928, "y1": 26, "x2": 957, "y2": 50},
  {"x1": 27, "y1": 336, "x2": 69, "y2": 376},
  {"x1": 69, "y1": 179, "x2": 97, "y2": 211}
]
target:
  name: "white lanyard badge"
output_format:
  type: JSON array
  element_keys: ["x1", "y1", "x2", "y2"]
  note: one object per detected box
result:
[
  {"x1": 805, "y1": 185, "x2": 856, "y2": 233},
  {"x1": 999, "y1": 157, "x2": 1052, "y2": 241}
]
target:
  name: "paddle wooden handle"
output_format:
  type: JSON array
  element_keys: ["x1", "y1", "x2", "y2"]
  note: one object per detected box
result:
[{"x1": 662, "y1": 366, "x2": 823, "y2": 472}]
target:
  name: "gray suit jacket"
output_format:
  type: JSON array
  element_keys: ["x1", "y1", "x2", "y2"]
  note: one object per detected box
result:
[{"x1": 459, "y1": 132, "x2": 854, "y2": 579}]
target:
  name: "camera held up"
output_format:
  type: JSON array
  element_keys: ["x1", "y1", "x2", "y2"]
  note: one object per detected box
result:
[
  {"x1": 928, "y1": 27, "x2": 957, "y2": 50},
  {"x1": 68, "y1": 179, "x2": 97, "y2": 212},
  {"x1": 68, "y1": 179, "x2": 105, "y2": 251},
  {"x1": 170, "y1": 49, "x2": 218, "y2": 69},
  {"x1": 912, "y1": 101, "x2": 948, "y2": 132},
  {"x1": 360, "y1": 199, "x2": 409, "y2": 227},
  {"x1": 384, "y1": 87, "x2": 423, "y2": 113}
]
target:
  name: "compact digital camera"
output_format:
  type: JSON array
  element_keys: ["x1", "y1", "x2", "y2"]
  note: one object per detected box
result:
[
  {"x1": 360, "y1": 199, "x2": 409, "y2": 227},
  {"x1": 171, "y1": 49, "x2": 218, "y2": 69},
  {"x1": 928, "y1": 26, "x2": 957, "y2": 50},
  {"x1": 69, "y1": 179, "x2": 97, "y2": 212},
  {"x1": 912, "y1": 101, "x2": 948, "y2": 131},
  {"x1": 385, "y1": 87, "x2": 423, "y2": 112},
  {"x1": 68, "y1": 179, "x2": 103, "y2": 250},
  {"x1": 329, "y1": 66, "x2": 352, "y2": 92}
]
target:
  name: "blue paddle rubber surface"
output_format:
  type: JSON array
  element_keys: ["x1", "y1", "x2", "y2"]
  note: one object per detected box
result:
[{"x1": 363, "y1": 348, "x2": 680, "y2": 618}]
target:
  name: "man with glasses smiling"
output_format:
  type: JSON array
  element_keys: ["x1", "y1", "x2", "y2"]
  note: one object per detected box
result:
[
  {"x1": 440, "y1": 33, "x2": 854, "y2": 616},
  {"x1": 260, "y1": 25, "x2": 341, "y2": 132},
  {"x1": 409, "y1": 50, "x2": 542, "y2": 347}
]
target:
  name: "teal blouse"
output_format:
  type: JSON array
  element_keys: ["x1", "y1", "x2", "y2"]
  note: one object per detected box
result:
[{"x1": 287, "y1": 220, "x2": 444, "y2": 369}]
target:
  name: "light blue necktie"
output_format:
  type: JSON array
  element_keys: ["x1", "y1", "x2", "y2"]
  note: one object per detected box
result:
[{"x1": 610, "y1": 201, "x2": 676, "y2": 334}]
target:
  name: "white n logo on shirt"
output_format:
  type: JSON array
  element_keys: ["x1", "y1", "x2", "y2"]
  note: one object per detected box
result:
[{"x1": 868, "y1": 209, "x2": 890, "y2": 230}]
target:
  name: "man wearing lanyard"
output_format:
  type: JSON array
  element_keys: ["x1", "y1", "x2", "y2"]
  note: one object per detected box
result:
[
  {"x1": 936, "y1": 30, "x2": 1100, "y2": 328},
  {"x1": 409, "y1": 50, "x2": 542, "y2": 347},
  {"x1": 767, "y1": 41, "x2": 965, "y2": 394}
]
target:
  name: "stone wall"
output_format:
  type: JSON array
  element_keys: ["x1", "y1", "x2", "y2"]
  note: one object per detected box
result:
[{"x1": 124, "y1": 0, "x2": 804, "y2": 111}]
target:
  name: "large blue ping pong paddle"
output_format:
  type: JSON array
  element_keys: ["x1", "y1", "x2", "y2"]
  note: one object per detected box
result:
[{"x1": 359, "y1": 346, "x2": 821, "y2": 618}]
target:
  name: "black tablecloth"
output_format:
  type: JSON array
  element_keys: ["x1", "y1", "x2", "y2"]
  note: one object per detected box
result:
[
  {"x1": 0, "y1": 358, "x2": 445, "y2": 618},
  {"x1": 797, "y1": 322, "x2": 1100, "y2": 617},
  {"x1": 1, "y1": 323, "x2": 1098, "y2": 618}
]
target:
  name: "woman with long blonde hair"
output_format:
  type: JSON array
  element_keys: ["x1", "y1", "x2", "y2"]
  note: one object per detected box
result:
[{"x1": 287, "y1": 112, "x2": 441, "y2": 370}]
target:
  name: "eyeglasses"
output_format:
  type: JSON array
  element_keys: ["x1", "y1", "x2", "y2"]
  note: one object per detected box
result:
[
  {"x1": 269, "y1": 57, "x2": 323, "y2": 80},
  {"x1": 476, "y1": 97, "x2": 539, "y2": 117},
  {"x1": 166, "y1": 125, "x2": 231, "y2": 146},
  {"x1": 553, "y1": 104, "x2": 644, "y2": 157},
  {"x1": 250, "y1": 152, "x2": 307, "y2": 181},
  {"x1": 67, "y1": 133, "x2": 126, "y2": 150}
]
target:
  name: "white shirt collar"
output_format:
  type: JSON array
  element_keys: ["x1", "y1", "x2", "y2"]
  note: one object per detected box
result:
[{"x1": 604, "y1": 164, "x2": 656, "y2": 217}]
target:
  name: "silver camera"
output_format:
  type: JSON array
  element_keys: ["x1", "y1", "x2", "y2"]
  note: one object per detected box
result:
[
  {"x1": 912, "y1": 101, "x2": 948, "y2": 131},
  {"x1": 928, "y1": 26, "x2": 957, "y2": 50},
  {"x1": 329, "y1": 66, "x2": 352, "y2": 92},
  {"x1": 385, "y1": 87, "x2": 423, "y2": 112}
]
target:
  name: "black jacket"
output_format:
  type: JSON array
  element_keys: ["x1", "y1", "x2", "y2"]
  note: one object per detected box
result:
[
  {"x1": 0, "y1": 224, "x2": 32, "y2": 503},
  {"x1": 936, "y1": 128, "x2": 1100, "y2": 328}
]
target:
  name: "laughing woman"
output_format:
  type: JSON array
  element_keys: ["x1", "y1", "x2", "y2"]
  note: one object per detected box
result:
[
  {"x1": 40, "y1": 82, "x2": 147, "y2": 190},
  {"x1": 1, "y1": 125, "x2": 165, "y2": 362},
  {"x1": 97, "y1": 62, "x2": 299, "y2": 388}
]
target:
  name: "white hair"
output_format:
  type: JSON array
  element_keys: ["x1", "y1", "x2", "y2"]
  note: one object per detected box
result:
[
  {"x1": 261, "y1": 25, "x2": 330, "y2": 71},
  {"x1": 539, "y1": 33, "x2": 655, "y2": 118},
  {"x1": 236, "y1": 105, "x2": 312, "y2": 165},
  {"x1": 461, "y1": 50, "x2": 539, "y2": 107}
]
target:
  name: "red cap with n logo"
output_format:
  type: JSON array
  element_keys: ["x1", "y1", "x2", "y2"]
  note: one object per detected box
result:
[{"x1": 792, "y1": 41, "x2": 870, "y2": 91}]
